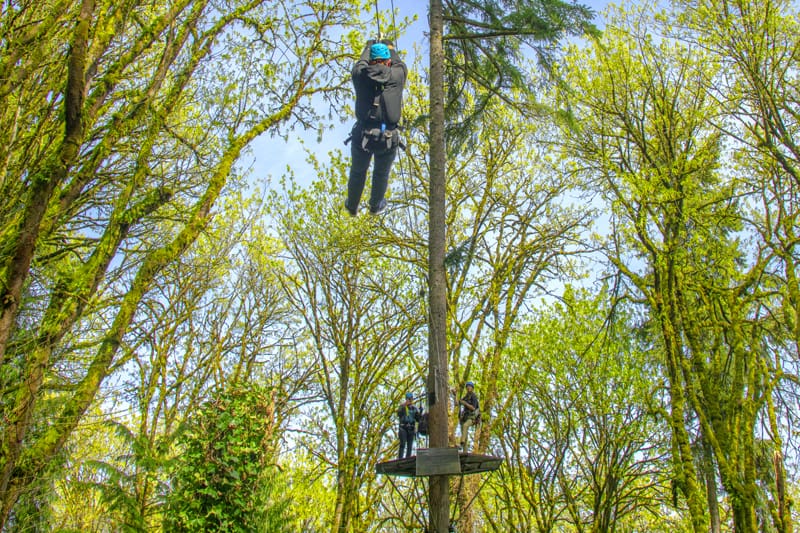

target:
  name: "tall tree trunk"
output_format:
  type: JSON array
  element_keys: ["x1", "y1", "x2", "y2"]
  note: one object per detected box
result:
[
  {"x1": 428, "y1": 0, "x2": 450, "y2": 531},
  {"x1": 0, "y1": 0, "x2": 95, "y2": 519},
  {"x1": 0, "y1": 0, "x2": 94, "y2": 361},
  {"x1": 773, "y1": 450, "x2": 792, "y2": 533},
  {"x1": 658, "y1": 294, "x2": 707, "y2": 533},
  {"x1": 701, "y1": 431, "x2": 721, "y2": 533},
  {"x1": 766, "y1": 389, "x2": 793, "y2": 533},
  {"x1": 455, "y1": 475, "x2": 478, "y2": 533}
]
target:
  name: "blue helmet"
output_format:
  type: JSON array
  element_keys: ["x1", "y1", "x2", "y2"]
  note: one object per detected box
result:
[
  {"x1": 370, "y1": 43, "x2": 391, "y2": 60},
  {"x1": 466, "y1": 381, "x2": 474, "y2": 388},
  {"x1": 405, "y1": 392, "x2": 414, "y2": 400}
]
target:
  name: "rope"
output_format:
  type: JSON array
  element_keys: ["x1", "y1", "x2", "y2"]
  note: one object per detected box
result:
[
  {"x1": 397, "y1": 145, "x2": 415, "y2": 242},
  {"x1": 390, "y1": 0, "x2": 398, "y2": 45},
  {"x1": 376, "y1": 0, "x2": 418, "y2": 260},
  {"x1": 375, "y1": 0, "x2": 399, "y2": 45},
  {"x1": 374, "y1": 0, "x2": 382, "y2": 39}
]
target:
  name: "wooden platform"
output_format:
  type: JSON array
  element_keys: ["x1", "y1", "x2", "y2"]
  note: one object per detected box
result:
[{"x1": 375, "y1": 448, "x2": 504, "y2": 478}]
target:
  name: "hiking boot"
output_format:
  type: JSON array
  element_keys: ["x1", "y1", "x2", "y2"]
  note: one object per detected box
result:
[
  {"x1": 369, "y1": 198, "x2": 387, "y2": 215},
  {"x1": 344, "y1": 199, "x2": 357, "y2": 216}
]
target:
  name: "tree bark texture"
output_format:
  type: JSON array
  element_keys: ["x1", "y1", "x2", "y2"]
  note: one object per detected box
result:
[
  {"x1": 428, "y1": 0, "x2": 450, "y2": 531},
  {"x1": 0, "y1": 0, "x2": 96, "y2": 521},
  {"x1": 0, "y1": 0, "x2": 352, "y2": 524}
]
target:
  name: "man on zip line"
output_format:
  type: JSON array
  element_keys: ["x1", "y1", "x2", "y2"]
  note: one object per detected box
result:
[{"x1": 344, "y1": 39, "x2": 407, "y2": 216}]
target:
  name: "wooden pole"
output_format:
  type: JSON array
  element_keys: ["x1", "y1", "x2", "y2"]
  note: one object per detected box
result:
[{"x1": 428, "y1": 0, "x2": 449, "y2": 531}]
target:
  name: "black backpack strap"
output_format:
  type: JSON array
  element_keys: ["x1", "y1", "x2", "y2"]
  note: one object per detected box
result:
[{"x1": 367, "y1": 83, "x2": 385, "y2": 123}]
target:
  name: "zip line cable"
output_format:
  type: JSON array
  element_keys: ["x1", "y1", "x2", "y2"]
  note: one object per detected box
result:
[
  {"x1": 373, "y1": 0, "x2": 415, "y2": 232},
  {"x1": 373, "y1": 0, "x2": 399, "y2": 44},
  {"x1": 390, "y1": 0, "x2": 398, "y2": 45},
  {"x1": 374, "y1": 0, "x2": 382, "y2": 39}
]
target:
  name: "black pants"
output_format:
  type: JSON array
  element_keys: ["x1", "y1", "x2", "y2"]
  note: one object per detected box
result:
[
  {"x1": 347, "y1": 127, "x2": 398, "y2": 212},
  {"x1": 399, "y1": 425, "x2": 415, "y2": 459}
]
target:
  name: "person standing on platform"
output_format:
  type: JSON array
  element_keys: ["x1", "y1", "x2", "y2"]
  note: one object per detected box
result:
[
  {"x1": 397, "y1": 392, "x2": 420, "y2": 459},
  {"x1": 458, "y1": 381, "x2": 480, "y2": 451}
]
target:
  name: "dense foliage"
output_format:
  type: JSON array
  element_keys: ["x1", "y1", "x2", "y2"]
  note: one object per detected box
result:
[
  {"x1": 0, "y1": 0, "x2": 797, "y2": 531},
  {"x1": 163, "y1": 386, "x2": 293, "y2": 532}
]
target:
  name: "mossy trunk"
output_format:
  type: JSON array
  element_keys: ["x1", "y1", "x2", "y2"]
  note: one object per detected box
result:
[
  {"x1": 0, "y1": 0, "x2": 95, "y2": 521},
  {"x1": 654, "y1": 261, "x2": 708, "y2": 533},
  {"x1": 701, "y1": 433, "x2": 721, "y2": 533}
]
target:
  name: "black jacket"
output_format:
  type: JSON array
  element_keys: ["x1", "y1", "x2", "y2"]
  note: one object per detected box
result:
[
  {"x1": 460, "y1": 391, "x2": 479, "y2": 421},
  {"x1": 352, "y1": 44, "x2": 406, "y2": 128}
]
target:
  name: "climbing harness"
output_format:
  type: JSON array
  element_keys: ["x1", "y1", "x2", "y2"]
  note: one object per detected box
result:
[
  {"x1": 343, "y1": 123, "x2": 403, "y2": 152},
  {"x1": 363, "y1": 126, "x2": 401, "y2": 151}
]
